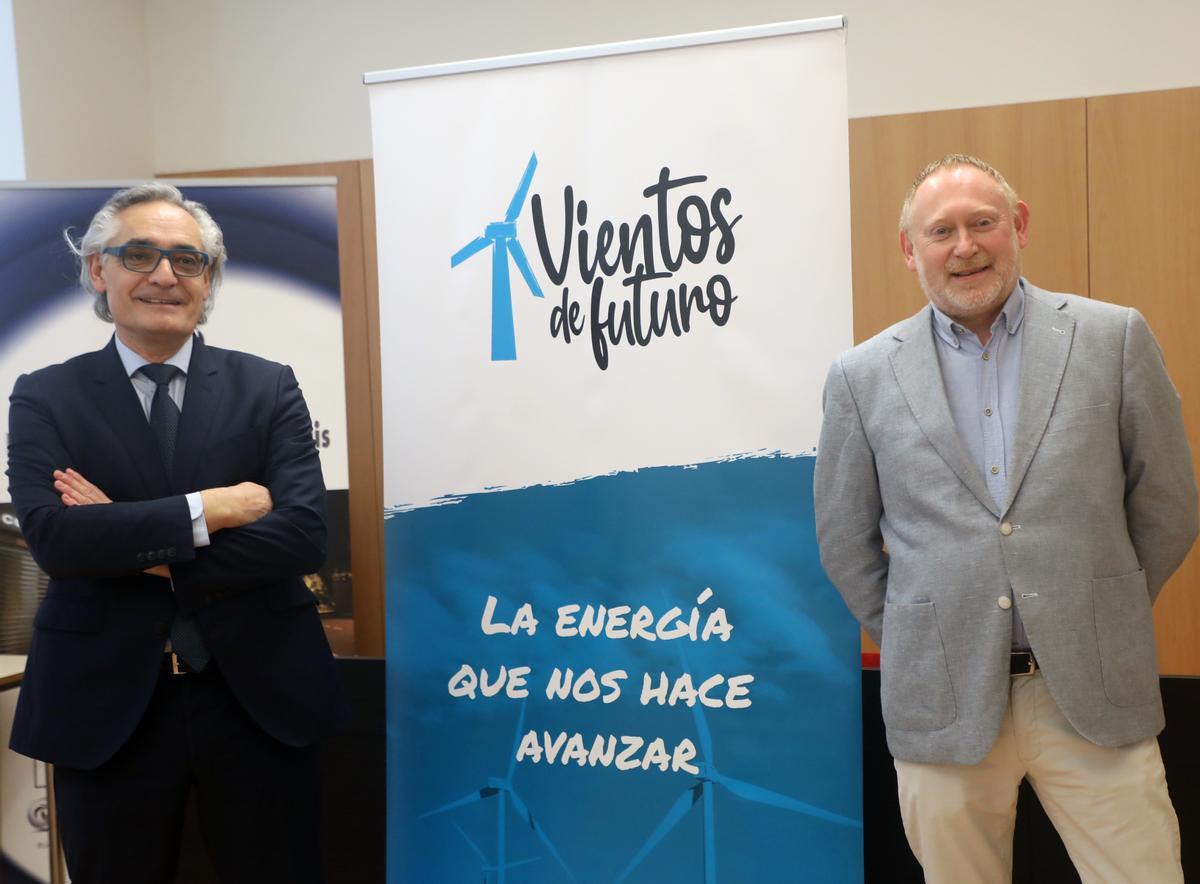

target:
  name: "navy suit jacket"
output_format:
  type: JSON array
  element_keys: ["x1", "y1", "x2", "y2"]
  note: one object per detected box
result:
[{"x1": 6, "y1": 335, "x2": 348, "y2": 770}]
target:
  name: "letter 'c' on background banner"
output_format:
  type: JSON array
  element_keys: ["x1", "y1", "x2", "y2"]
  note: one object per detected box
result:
[{"x1": 366, "y1": 17, "x2": 862, "y2": 883}]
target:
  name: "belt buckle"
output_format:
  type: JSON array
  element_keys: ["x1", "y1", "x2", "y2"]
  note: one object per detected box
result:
[{"x1": 1010, "y1": 651, "x2": 1036, "y2": 678}]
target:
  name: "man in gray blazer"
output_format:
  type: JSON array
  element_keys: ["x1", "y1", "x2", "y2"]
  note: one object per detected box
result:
[{"x1": 815, "y1": 154, "x2": 1197, "y2": 882}]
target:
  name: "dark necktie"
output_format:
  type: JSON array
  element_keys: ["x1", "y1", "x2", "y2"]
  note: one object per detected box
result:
[
  {"x1": 139, "y1": 363, "x2": 181, "y2": 470},
  {"x1": 138, "y1": 363, "x2": 210, "y2": 672}
]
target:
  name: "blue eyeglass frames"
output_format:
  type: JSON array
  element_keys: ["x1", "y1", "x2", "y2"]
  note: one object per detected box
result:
[{"x1": 102, "y1": 244, "x2": 212, "y2": 278}]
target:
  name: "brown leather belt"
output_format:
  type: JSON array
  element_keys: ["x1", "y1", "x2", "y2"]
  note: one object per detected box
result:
[{"x1": 1010, "y1": 650, "x2": 1038, "y2": 677}]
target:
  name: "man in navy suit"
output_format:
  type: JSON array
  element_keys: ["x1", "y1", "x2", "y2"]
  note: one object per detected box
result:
[{"x1": 6, "y1": 183, "x2": 348, "y2": 883}]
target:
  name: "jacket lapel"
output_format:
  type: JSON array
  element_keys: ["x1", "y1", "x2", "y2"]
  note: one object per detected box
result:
[
  {"x1": 1004, "y1": 286, "x2": 1074, "y2": 513},
  {"x1": 889, "y1": 307, "x2": 1000, "y2": 517},
  {"x1": 173, "y1": 335, "x2": 223, "y2": 494},
  {"x1": 89, "y1": 337, "x2": 171, "y2": 497}
]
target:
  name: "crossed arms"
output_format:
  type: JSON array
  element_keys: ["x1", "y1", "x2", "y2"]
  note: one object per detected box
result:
[
  {"x1": 8, "y1": 361, "x2": 326, "y2": 614},
  {"x1": 52, "y1": 467, "x2": 271, "y2": 577}
]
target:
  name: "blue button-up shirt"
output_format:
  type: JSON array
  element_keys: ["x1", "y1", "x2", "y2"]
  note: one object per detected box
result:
[{"x1": 931, "y1": 280, "x2": 1029, "y2": 649}]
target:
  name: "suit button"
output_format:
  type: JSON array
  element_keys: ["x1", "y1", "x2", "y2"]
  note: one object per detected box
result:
[
  {"x1": 137, "y1": 552, "x2": 146, "y2": 564},
  {"x1": 146, "y1": 550, "x2": 157, "y2": 562},
  {"x1": 999, "y1": 521, "x2": 1013, "y2": 536},
  {"x1": 167, "y1": 547, "x2": 176, "y2": 557},
  {"x1": 157, "y1": 549, "x2": 167, "y2": 559},
  {"x1": 998, "y1": 596, "x2": 1012, "y2": 610}
]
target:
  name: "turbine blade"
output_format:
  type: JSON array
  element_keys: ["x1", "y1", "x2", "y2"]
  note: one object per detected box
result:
[
  {"x1": 507, "y1": 240, "x2": 544, "y2": 298},
  {"x1": 615, "y1": 786, "x2": 701, "y2": 882},
  {"x1": 452, "y1": 236, "x2": 491, "y2": 267},
  {"x1": 506, "y1": 787, "x2": 576, "y2": 882},
  {"x1": 453, "y1": 823, "x2": 489, "y2": 864},
  {"x1": 482, "y1": 857, "x2": 539, "y2": 873},
  {"x1": 507, "y1": 698, "x2": 527, "y2": 782},
  {"x1": 677, "y1": 643, "x2": 714, "y2": 764},
  {"x1": 715, "y1": 774, "x2": 862, "y2": 829},
  {"x1": 504, "y1": 153, "x2": 539, "y2": 222},
  {"x1": 417, "y1": 787, "x2": 495, "y2": 819},
  {"x1": 501, "y1": 858, "x2": 539, "y2": 871},
  {"x1": 690, "y1": 696, "x2": 714, "y2": 767}
]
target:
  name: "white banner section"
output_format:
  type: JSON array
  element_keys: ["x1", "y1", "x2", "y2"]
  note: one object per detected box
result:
[{"x1": 372, "y1": 22, "x2": 852, "y2": 509}]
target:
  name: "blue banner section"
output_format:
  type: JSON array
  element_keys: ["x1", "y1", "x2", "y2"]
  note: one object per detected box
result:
[{"x1": 386, "y1": 455, "x2": 862, "y2": 883}]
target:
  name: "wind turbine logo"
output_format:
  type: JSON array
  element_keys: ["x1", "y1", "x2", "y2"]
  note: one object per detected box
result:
[
  {"x1": 452, "y1": 822, "x2": 538, "y2": 884},
  {"x1": 616, "y1": 647, "x2": 862, "y2": 883},
  {"x1": 418, "y1": 700, "x2": 574, "y2": 883},
  {"x1": 451, "y1": 152, "x2": 545, "y2": 361}
]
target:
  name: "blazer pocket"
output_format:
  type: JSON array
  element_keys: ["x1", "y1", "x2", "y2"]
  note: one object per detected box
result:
[
  {"x1": 1092, "y1": 569, "x2": 1159, "y2": 707},
  {"x1": 880, "y1": 601, "x2": 957, "y2": 731},
  {"x1": 33, "y1": 595, "x2": 102, "y2": 634},
  {"x1": 1044, "y1": 402, "x2": 1111, "y2": 437}
]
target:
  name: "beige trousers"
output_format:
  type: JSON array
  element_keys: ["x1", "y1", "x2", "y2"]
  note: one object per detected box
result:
[{"x1": 894, "y1": 672, "x2": 1182, "y2": 884}]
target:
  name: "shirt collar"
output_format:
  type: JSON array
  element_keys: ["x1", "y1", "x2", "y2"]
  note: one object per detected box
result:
[
  {"x1": 114, "y1": 334, "x2": 194, "y2": 379},
  {"x1": 930, "y1": 278, "x2": 1026, "y2": 349}
]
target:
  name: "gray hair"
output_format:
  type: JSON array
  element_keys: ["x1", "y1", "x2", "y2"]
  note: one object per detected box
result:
[
  {"x1": 64, "y1": 183, "x2": 227, "y2": 323},
  {"x1": 898, "y1": 154, "x2": 1020, "y2": 234}
]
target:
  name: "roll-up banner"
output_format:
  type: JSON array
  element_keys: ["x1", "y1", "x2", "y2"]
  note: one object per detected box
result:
[{"x1": 368, "y1": 17, "x2": 860, "y2": 882}]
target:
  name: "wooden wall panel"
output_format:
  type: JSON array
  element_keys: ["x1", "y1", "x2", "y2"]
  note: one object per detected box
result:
[
  {"x1": 847, "y1": 99, "x2": 1090, "y2": 656},
  {"x1": 1088, "y1": 87, "x2": 1200, "y2": 675},
  {"x1": 165, "y1": 161, "x2": 386, "y2": 657},
  {"x1": 849, "y1": 99, "x2": 1089, "y2": 345}
]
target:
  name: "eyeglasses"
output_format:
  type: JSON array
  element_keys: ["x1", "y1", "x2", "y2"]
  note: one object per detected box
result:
[{"x1": 101, "y1": 244, "x2": 211, "y2": 278}]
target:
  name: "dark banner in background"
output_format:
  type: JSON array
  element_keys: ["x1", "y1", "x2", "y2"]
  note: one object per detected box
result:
[{"x1": 0, "y1": 181, "x2": 351, "y2": 882}]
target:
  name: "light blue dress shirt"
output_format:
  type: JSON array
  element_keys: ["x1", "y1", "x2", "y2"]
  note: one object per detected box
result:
[{"x1": 930, "y1": 280, "x2": 1029, "y2": 650}]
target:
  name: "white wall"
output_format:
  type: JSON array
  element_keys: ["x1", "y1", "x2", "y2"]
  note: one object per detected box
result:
[
  {"x1": 12, "y1": 0, "x2": 1200, "y2": 177},
  {"x1": 0, "y1": 0, "x2": 23, "y2": 179},
  {"x1": 12, "y1": 0, "x2": 153, "y2": 179}
]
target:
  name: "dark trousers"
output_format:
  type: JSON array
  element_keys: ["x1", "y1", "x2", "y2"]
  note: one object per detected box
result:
[{"x1": 53, "y1": 663, "x2": 323, "y2": 884}]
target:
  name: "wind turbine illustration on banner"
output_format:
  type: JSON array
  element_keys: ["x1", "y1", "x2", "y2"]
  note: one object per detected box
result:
[
  {"x1": 451, "y1": 152, "x2": 545, "y2": 361},
  {"x1": 616, "y1": 643, "x2": 862, "y2": 883},
  {"x1": 452, "y1": 822, "x2": 539, "y2": 884},
  {"x1": 418, "y1": 699, "x2": 574, "y2": 883}
]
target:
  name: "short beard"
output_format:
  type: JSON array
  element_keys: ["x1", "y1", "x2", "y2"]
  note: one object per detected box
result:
[{"x1": 917, "y1": 231, "x2": 1020, "y2": 327}]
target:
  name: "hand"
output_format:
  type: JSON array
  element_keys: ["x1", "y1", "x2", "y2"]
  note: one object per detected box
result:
[
  {"x1": 54, "y1": 468, "x2": 111, "y2": 506},
  {"x1": 54, "y1": 470, "x2": 170, "y2": 578},
  {"x1": 200, "y1": 482, "x2": 273, "y2": 533}
]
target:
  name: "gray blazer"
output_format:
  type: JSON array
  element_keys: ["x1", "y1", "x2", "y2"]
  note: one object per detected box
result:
[{"x1": 814, "y1": 282, "x2": 1198, "y2": 764}]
